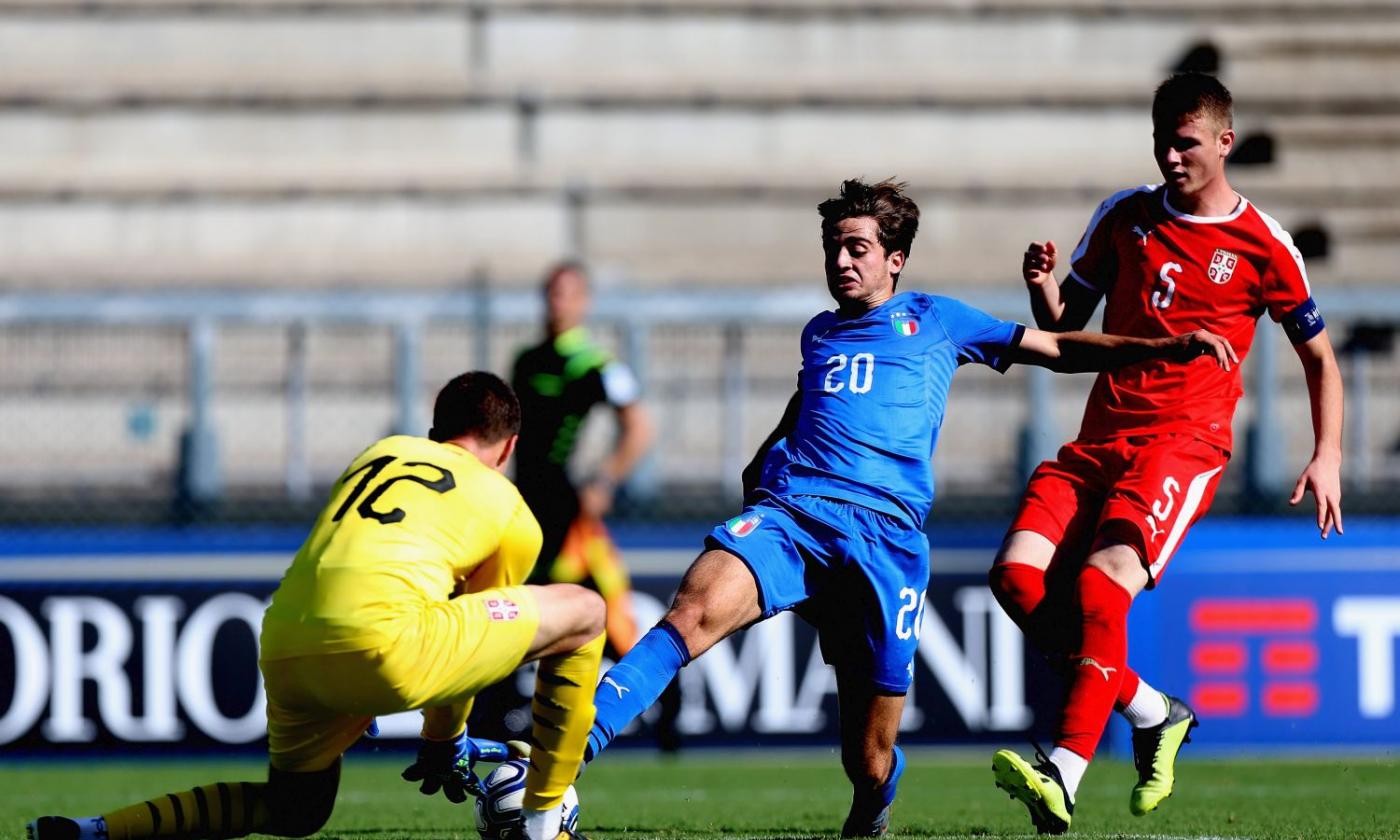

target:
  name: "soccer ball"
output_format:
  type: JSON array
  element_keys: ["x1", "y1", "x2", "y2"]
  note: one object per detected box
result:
[{"x1": 475, "y1": 759, "x2": 581, "y2": 840}]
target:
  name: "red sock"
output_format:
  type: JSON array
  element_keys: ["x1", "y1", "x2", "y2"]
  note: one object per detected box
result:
[
  {"x1": 1116, "y1": 667, "x2": 1141, "y2": 710},
  {"x1": 1055, "y1": 566, "x2": 1132, "y2": 761},
  {"x1": 989, "y1": 562, "x2": 1047, "y2": 625},
  {"x1": 991, "y1": 563, "x2": 1143, "y2": 710}
]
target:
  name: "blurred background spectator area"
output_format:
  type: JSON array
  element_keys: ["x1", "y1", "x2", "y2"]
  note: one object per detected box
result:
[{"x1": 0, "y1": 0, "x2": 1397, "y2": 522}]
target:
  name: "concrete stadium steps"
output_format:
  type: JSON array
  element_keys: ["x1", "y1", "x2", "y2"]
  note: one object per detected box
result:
[
  {"x1": 3, "y1": 9, "x2": 1399, "y2": 110},
  {"x1": 10, "y1": 108, "x2": 1400, "y2": 201},
  {"x1": 1224, "y1": 21, "x2": 1400, "y2": 60},
  {"x1": 1, "y1": 0, "x2": 1391, "y2": 19},
  {"x1": 0, "y1": 0, "x2": 1392, "y2": 9},
  {"x1": 0, "y1": 108, "x2": 1159, "y2": 196},
  {"x1": 1305, "y1": 209, "x2": 1400, "y2": 289},
  {"x1": 0, "y1": 195, "x2": 572, "y2": 288},
  {"x1": 1262, "y1": 116, "x2": 1400, "y2": 189},
  {"x1": 5, "y1": 106, "x2": 1400, "y2": 199},
  {"x1": 0, "y1": 13, "x2": 475, "y2": 101},
  {"x1": 0, "y1": 108, "x2": 521, "y2": 195},
  {"x1": 476, "y1": 14, "x2": 1185, "y2": 90},
  {"x1": 0, "y1": 0, "x2": 1392, "y2": 10},
  {"x1": 0, "y1": 186, "x2": 1391, "y2": 290}
]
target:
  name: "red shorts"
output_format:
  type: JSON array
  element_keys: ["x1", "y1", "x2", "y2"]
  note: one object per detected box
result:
[{"x1": 1007, "y1": 435, "x2": 1229, "y2": 586}]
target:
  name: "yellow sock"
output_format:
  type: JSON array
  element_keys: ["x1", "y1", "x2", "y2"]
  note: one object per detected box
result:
[
  {"x1": 101, "y1": 782, "x2": 268, "y2": 840},
  {"x1": 522, "y1": 632, "x2": 604, "y2": 811}
]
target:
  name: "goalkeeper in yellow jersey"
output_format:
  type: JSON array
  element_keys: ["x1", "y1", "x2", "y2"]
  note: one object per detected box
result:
[{"x1": 28, "y1": 372, "x2": 605, "y2": 840}]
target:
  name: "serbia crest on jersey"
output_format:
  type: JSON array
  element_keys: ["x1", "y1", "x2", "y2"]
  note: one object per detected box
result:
[
  {"x1": 1066, "y1": 184, "x2": 1324, "y2": 453},
  {"x1": 757, "y1": 291, "x2": 1024, "y2": 527}
]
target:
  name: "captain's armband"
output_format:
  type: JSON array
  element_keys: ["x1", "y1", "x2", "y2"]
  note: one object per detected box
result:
[{"x1": 1281, "y1": 297, "x2": 1325, "y2": 345}]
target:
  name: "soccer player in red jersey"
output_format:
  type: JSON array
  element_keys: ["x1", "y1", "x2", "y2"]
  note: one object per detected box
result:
[{"x1": 989, "y1": 73, "x2": 1345, "y2": 834}]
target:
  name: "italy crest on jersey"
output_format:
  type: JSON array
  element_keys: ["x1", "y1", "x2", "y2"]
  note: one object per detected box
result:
[
  {"x1": 891, "y1": 312, "x2": 919, "y2": 337},
  {"x1": 1208, "y1": 249, "x2": 1239, "y2": 285},
  {"x1": 725, "y1": 512, "x2": 764, "y2": 537}
]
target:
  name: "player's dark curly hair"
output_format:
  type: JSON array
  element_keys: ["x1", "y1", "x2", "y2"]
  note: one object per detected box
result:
[
  {"x1": 1153, "y1": 72, "x2": 1233, "y2": 130},
  {"x1": 429, "y1": 371, "x2": 521, "y2": 444},
  {"x1": 818, "y1": 179, "x2": 921, "y2": 264}
]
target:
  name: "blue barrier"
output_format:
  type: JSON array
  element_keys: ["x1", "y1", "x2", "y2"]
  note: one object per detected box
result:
[{"x1": 0, "y1": 519, "x2": 1395, "y2": 754}]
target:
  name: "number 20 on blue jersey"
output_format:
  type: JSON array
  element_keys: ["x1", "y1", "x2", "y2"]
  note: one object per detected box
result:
[{"x1": 822, "y1": 353, "x2": 875, "y2": 394}]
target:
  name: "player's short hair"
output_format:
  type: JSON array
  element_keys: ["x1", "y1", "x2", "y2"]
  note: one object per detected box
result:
[
  {"x1": 429, "y1": 371, "x2": 521, "y2": 445},
  {"x1": 544, "y1": 260, "x2": 590, "y2": 289},
  {"x1": 818, "y1": 179, "x2": 921, "y2": 261},
  {"x1": 1152, "y1": 72, "x2": 1233, "y2": 131}
]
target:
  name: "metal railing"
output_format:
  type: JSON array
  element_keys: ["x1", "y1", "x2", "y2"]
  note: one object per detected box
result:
[{"x1": 1, "y1": 285, "x2": 1396, "y2": 512}]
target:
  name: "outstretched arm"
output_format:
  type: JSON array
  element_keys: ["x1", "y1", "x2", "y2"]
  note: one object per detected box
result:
[
  {"x1": 1023, "y1": 239, "x2": 1103, "y2": 332},
  {"x1": 1290, "y1": 329, "x2": 1344, "y2": 538},
  {"x1": 1011, "y1": 328, "x2": 1238, "y2": 374},
  {"x1": 741, "y1": 389, "x2": 802, "y2": 502}
]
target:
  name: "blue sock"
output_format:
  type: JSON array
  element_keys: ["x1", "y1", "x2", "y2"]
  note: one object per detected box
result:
[
  {"x1": 843, "y1": 744, "x2": 905, "y2": 834},
  {"x1": 585, "y1": 621, "x2": 691, "y2": 760},
  {"x1": 875, "y1": 745, "x2": 905, "y2": 809}
]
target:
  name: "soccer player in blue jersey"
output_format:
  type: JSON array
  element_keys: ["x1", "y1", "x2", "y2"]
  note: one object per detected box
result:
[{"x1": 582, "y1": 178, "x2": 1237, "y2": 836}]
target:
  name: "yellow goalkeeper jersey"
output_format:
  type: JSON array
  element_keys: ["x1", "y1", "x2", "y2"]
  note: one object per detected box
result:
[{"x1": 260, "y1": 435, "x2": 542, "y2": 660}]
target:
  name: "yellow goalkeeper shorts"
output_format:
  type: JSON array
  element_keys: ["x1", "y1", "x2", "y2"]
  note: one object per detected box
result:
[{"x1": 260, "y1": 585, "x2": 540, "y2": 772}]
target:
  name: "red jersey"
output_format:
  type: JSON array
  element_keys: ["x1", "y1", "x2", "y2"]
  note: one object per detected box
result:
[{"x1": 1068, "y1": 184, "x2": 1323, "y2": 453}]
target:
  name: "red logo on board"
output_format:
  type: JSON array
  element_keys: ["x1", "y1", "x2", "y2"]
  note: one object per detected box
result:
[{"x1": 1187, "y1": 598, "x2": 1319, "y2": 718}]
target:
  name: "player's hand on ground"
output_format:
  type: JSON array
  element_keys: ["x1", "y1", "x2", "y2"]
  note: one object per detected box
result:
[
  {"x1": 1291, "y1": 452, "x2": 1344, "y2": 539},
  {"x1": 1023, "y1": 240, "x2": 1058, "y2": 285},
  {"x1": 1167, "y1": 329, "x2": 1239, "y2": 371},
  {"x1": 401, "y1": 733, "x2": 481, "y2": 803}
]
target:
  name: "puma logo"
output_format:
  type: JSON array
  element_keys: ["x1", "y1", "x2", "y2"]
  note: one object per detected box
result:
[
  {"x1": 1133, "y1": 225, "x2": 1152, "y2": 246},
  {"x1": 601, "y1": 676, "x2": 630, "y2": 699},
  {"x1": 1078, "y1": 657, "x2": 1118, "y2": 682}
]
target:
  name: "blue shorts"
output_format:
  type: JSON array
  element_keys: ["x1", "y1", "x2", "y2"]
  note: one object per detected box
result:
[{"x1": 705, "y1": 494, "x2": 930, "y2": 693}]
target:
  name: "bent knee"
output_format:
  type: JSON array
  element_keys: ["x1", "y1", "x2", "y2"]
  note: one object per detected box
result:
[
  {"x1": 1084, "y1": 541, "x2": 1148, "y2": 593},
  {"x1": 577, "y1": 587, "x2": 606, "y2": 638},
  {"x1": 266, "y1": 764, "x2": 338, "y2": 837},
  {"x1": 268, "y1": 808, "x2": 332, "y2": 839},
  {"x1": 995, "y1": 530, "x2": 1056, "y2": 569},
  {"x1": 549, "y1": 583, "x2": 605, "y2": 640}
]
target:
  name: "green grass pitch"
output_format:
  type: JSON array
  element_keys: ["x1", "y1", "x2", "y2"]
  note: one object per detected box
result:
[{"x1": 3, "y1": 750, "x2": 1397, "y2": 839}]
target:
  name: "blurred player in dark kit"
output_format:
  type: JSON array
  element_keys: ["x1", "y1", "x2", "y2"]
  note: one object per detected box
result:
[{"x1": 491, "y1": 262, "x2": 681, "y2": 749}]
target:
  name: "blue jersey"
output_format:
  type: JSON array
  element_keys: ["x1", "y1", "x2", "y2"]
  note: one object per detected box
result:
[{"x1": 759, "y1": 291, "x2": 1025, "y2": 527}]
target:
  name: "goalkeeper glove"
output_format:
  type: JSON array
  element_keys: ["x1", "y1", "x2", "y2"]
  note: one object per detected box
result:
[{"x1": 401, "y1": 732, "x2": 481, "y2": 803}]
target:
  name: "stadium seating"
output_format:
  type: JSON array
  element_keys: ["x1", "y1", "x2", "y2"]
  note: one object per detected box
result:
[{"x1": 1, "y1": 0, "x2": 1397, "y2": 500}]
